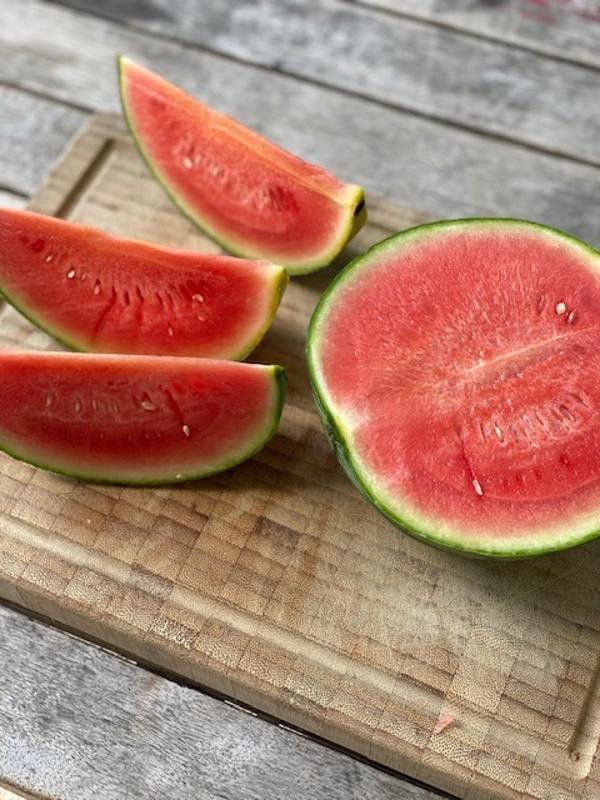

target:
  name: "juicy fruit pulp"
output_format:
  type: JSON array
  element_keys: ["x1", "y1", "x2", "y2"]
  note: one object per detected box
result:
[
  {"x1": 119, "y1": 57, "x2": 366, "y2": 274},
  {"x1": 0, "y1": 208, "x2": 287, "y2": 359},
  {"x1": 0, "y1": 351, "x2": 285, "y2": 484},
  {"x1": 308, "y1": 219, "x2": 600, "y2": 557}
]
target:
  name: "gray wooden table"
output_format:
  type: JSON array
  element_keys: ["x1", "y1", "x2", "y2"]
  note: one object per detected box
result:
[{"x1": 1, "y1": 1, "x2": 599, "y2": 798}]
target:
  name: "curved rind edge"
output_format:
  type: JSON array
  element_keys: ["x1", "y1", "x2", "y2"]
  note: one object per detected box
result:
[
  {"x1": 0, "y1": 365, "x2": 287, "y2": 486},
  {"x1": 117, "y1": 56, "x2": 366, "y2": 275},
  {"x1": 307, "y1": 217, "x2": 600, "y2": 559},
  {"x1": 232, "y1": 266, "x2": 289, "y2": 360}
]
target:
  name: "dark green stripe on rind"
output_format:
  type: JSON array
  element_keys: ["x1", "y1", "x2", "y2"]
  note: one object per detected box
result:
[
  {"x1": 0, "y1": 365, "x2": 286, "y2": 486},
  {"x1": 117, "y1": 56, "x2": 365, "y2": 275},
  {"x1": 307, "y1": 217, "x2": 600, "y2": 559}
]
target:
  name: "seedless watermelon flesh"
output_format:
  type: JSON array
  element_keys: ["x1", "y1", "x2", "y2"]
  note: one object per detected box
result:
[
  {"x1": 119, "y1": 57, "x2": 365, "y2": 274},
  {"x1": 0, "y1": 352, "x2": 285, "y2": 484},
  {"x1": 0, "y1": 209, "x2": 287, "y2": 359},
  {"x1": 308, "y1": 219, "x2": 600, "y2": 557}
]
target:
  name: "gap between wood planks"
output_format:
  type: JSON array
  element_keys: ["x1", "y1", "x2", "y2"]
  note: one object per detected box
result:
[
  {"x1": 0, "y1": 79, "x2": 90, "y2": 115},
  {"x1": 39, "y1": 0, "x2": 600, "y2": 172},
  {"x1": 0, "y1": 597, "x2": 455, "y2": 800},
  {"x1": 342, "y1": 0, "x2": 600, "y2": 72}
]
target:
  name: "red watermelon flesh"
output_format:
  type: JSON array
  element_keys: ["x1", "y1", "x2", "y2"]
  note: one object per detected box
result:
[
  {"x1": 119, "y1": 58, "x2": 365, "y2": 274},
  {"x1": 0, "y1": 208, "x2": 287, "y2": 359},
  {"x1": 308, "y1": 219, "x2": 600, "y2": 557},
  {"x1": 0, "y1": 351, "x2": 285, "y2": 484}
]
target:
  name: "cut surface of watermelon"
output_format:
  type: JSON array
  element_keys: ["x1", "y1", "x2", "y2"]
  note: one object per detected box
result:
[
  {"x1": 0, "y1": 351, "x2": 285, "y2": 484},
  {"x1": 0, "y1": 208, "x2": 287, "y2": 359},
  {"x1": 308, "y1": 219, "x2": 600, "y2": 557},
  {"x1": 119, "y1": 57, "x2": 365, "y2": 274}
]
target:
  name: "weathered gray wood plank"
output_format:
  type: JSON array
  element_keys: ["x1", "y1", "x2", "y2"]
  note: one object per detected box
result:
[
  {"x1": 352, "y1": 0, "x2": 600, "y2": 71},
  {"x1": 0, "y1": 85, "x2": 85, "y2": 196},
  {"x1": 0, "y1": 604, "x2": 447, "y2": 800},
  {"x1": 0, "y1": 190, "x2": 27, "y2": 209},
  {"x1": 49, "y1": 0, "x2": 600, "y2": 166},
  {"x1": 2, "y1": 1, "x2": 600, "y2": 246}
]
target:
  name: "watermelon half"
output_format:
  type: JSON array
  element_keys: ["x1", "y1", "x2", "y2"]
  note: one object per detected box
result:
[
  {"x1": 118, "y1": 57, "x2": 365, "y2": 275},
  {"x1": 0, "y1": 208, "x2": 287, "y2": 359},
  {"x1": 0, "y1": 351, "x2": 285, "y2": 484},
  {"x1": 308, "y1": 219, "x2": 600, "y2": 558}
]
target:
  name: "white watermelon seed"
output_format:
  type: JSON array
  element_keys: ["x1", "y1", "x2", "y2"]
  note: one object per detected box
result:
[
  {"x1": 45, "y1": 253, "x2": 54, "y2": 263},
  {"x1": 182, "y1": 424, "x2": 190, "y2": 437},
  {"x1": 45, "y1": 394, "x2": 53, "y2": 408},
  {"x1": 193, "y1": 293, "x2": 204, "y2": 302},
  {"x1": 66, "y1": 268, "x2": 76, "y2": 279},
  {"x1": 183, "y1": 156, "x2": 193, "y2": 169},
  {"x1": 141, "y1": 399, "x2": 157, "y2": 412},
  {"x1": 175, "y1": 473, "x2": 183, "y2": 479},
  {"x1": 494, "y1": 423, "x2": 503, "y2": 440},
  {"x1": 472, "y1": 478, "x2": 483, "y2": 496},
  {"x1": 168, "y1": 325, "x2": 174, "y2": 336},
  {"x1": 555, "y1": 301, "x2": 567, "y2": 315},
  {"x1": 567, "y1": 310, "x2": 576, "y2": 324}
]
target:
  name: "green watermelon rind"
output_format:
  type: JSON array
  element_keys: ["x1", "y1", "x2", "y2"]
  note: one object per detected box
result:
[
  {"x1": 0, "y1": 238, "x2": 288, "y2": 361},
  {"x1": 0, "y1": 365, "x2": 286, "y2": 486},
  {"x1": 307, "y1": 217, "x2": 600, "y2": 559},
  {"x1": 118, "y1": 56, "x2": 366, "y2": 276}
]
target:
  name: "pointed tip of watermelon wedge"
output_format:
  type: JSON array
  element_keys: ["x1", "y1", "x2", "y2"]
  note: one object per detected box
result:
[{"x1": 117, "y1": 57, "x2": 366, "y2": 275}]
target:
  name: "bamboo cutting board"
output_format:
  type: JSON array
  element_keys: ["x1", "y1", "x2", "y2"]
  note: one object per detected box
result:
[{"x1": 1, "y1": 114, "x2": 600, "y2": 800}]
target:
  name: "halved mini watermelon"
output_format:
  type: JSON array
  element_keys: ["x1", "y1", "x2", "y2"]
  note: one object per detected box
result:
[
  {"x1": 308, "y1": 219, "x2": 600, "y2": 558},
  {"x1": 118, "y1": 57, "x2": 365, "y2": 274},
  {"x1": 0, "y1": 351, "x2": 285, "y2": 484},
  {"x1": 0, "y1": 208, "x2": 287, "y2": 359}
]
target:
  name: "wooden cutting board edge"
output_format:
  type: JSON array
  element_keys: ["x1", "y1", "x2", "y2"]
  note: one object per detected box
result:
[{"x1": 0, "y1": 114, "x2": 596, "y2": 800}]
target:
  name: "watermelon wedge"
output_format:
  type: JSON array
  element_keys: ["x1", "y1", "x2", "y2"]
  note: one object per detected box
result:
[
  {"x1": 308, "y1": 219, "x2": 600, "y2": 558},
  {"x1": 0, "y1": 208, "x2": 287, "y2": 359},
  {"x1": 118, "y1": 57, "x2": 365, "y2": 274},
  {"x1": 0, "y1": 351, "x2": 285, "y2": 484}
]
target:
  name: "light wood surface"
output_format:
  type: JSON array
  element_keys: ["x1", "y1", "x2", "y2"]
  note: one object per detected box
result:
[
  {"x1": 1, "y1": 113, "x2": 600, "y2": 800},
  {"x1": 0, "y1": 603, "x2": 441, "y2": 800}
]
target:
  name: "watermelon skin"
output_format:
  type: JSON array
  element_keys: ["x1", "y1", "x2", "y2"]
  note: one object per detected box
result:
[
  {"x1": 0, "y1": 351, "x2": 285, "y2": 485},
  {"x1": 308, "y1": 219, "x2": 600, "y2": 558},
  {"x1": 0, "y1": 208, "x2": 287, "y2": 359},
  {"x1": 118, "y1": 57, "x2": 365, "y2": 275}
]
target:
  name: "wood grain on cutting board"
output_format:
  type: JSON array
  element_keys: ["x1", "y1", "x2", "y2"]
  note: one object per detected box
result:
[{"x1": 0, "y1": 115, "x2": 599, "y2": 800}]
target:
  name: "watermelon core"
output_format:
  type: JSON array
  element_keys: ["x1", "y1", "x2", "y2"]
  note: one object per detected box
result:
[
  {"x1": 308, "y1": 219, "x2": 600, "y2": 557},
  {"x1": 0, "y1": 352, "x2": 285, "y2": 484}
]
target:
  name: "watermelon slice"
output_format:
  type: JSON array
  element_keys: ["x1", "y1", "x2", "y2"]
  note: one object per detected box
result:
[
  {"x1": 0, "y1": 351, "x2": 285, "y2": 484},
  {"x1": 118, "y1": 57, "x2": 365, "y2": 274},
  {"x1": 0, "y1": 208, "x2": 287, "y2": 359},
  {"x1": 308, "y1": 219, "x2": 600, "y2": 558}
]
